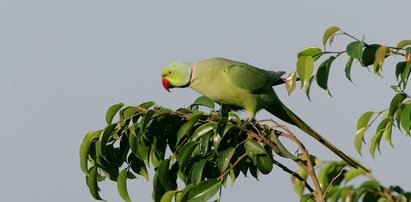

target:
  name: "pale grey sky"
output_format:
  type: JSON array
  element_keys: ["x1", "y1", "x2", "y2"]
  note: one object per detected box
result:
[{"x1": 1, "y1": 1, "x2": 410, "y2": 201}]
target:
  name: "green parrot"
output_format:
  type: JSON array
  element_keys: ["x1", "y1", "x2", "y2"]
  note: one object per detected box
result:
[{"x1": 161, "y1": 57, "x2": 368, "y2": 171}]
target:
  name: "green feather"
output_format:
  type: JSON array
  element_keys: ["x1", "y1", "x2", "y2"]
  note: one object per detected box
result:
[{"x1": 162, "y1": 57, "x2": 369, "y2": 172}]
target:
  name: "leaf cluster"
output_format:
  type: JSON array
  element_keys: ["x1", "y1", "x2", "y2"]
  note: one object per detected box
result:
[
  {"x1": 81, "y1": 96, "x2": 410, "y2": 201},
  {"x1": 80, "y1": 97, "x2": 305, "y2": 201},
  {"x1": 292, "y1": 161, "x2": 411, "y2": 202},
  {"x1": 286, "y1": 26, "x2": 411, "y2": 157}
]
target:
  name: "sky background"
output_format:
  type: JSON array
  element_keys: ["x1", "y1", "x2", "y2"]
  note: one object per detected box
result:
[{"x1": 1, "y1": 0, "x2": 411, "y2": 201}]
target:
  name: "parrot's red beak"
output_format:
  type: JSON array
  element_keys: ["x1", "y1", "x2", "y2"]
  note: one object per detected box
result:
[{"x1": 162, "y1": 78, "x2": 171, "y2": 92}]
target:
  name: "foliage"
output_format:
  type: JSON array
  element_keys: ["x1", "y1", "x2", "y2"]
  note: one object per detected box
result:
[
  {"x1": 80, "y1": 98, "x2": 299, "y2": 201},
  {"x1": 292, "y1": 161, "x2": 411, "y2": 202},
  {"x1": 80, "y1": 26, "x2": 411, "y2": 201},
  {"x1": 80, "y1": 97, "x2": 410, "y2": 201},
  {"x1": 286, "y1": 26, "x2": 411, "y2": 157}
]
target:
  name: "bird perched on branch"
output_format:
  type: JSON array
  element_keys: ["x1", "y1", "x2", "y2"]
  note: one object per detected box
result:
[{"x1": 161, "y1": 57, "x2": 368, "y2": 172}]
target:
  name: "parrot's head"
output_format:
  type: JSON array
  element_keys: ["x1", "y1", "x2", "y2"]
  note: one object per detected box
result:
[{"x1": 161, "y1": 62, "x2": 192, "y2": 92}]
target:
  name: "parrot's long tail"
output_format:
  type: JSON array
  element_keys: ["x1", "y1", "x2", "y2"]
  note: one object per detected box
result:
[{"x1": 266, "y1": 93, "x2": 369, "y2": 172}]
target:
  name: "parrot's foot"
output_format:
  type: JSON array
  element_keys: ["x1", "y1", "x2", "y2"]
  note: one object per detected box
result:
[{"x1": 244, "y1": 114, "x2": 256, "y2": 122}]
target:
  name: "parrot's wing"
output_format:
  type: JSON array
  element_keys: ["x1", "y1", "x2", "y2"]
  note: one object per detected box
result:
[{"x1": 223, "y1": 59, "x2": 285, "y2": 94}]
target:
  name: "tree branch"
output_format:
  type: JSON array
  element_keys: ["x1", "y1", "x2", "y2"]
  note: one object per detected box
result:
[
  {"x1": 255, "y1": 119, "x2": 325, "y2": 200},
  {"x1": 272, "y1": 159, "x2": 315, "y2": 193}
]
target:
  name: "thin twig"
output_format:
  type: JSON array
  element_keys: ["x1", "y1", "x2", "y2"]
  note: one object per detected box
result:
[
  {"x1": 267, "y1": 122, "x2": 324, "y2": 200},
  {"x1": 323, "y1": 168, "x2": 345, "y2": 200},
  {"x1": 368, "y1": 109, "x2": 388, "y2": 127},
  {"x1": 217, "y1": 153, "x2": 247, "y2": 180},
  {"x1": 342, "y1": 32, "x2": 368, "y2": 46}
]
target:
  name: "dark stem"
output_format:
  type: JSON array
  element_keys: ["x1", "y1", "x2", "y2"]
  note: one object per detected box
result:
[{"x1": 272, "y1": 159, "x2": 315, "y2": 193}]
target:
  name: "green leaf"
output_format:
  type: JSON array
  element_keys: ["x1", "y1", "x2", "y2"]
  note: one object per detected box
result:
[
  {"x1": 406, "y1": 47, "x2": 411, "y2": 54},
  {"x1": 297, "y1": 46, "x2": 323, "y2": 61},
  {"x1": 152, "y1": 172, "x2": 163, "y2": 201},
  {"x1": 176, "y1": 142, "x2": 199, "y2": 171},
  {"x1": 369, "y1": 117, "x2": 390, "y2": 158},
  {"x1": 322, "y1": 26, "x2": 341, "y2": 48},
  {"x1": 354, "y1": 127, "x2": 367, "y2": 155},
  {"x1": 191, "y1": 123, "x2": 215, "y2": 141},
  {"x1": 228, "y1": 112, "x2": 241, "y2": 124},
  {"x1": 396, "y1": 40, "x2": 411, "y2": 49},
  {"x1": 121, "y1": 107, "x2": 140, "y2": 120},
  {"x1": 318, "y1": 163, "x2": 345, "y2": 192},
  {"x1": 244, "y1": 139, "x2": 267, "y2": 156},
  {"x1": 400, "y1": 104, "x2": 411, "y2": 131},
  {"x1": 346, "y1": 41, "x2": 363, "y2": 62},
  {"x1": 249, "y1": 159, "x2": 259, "y2": 179},
  {"x1": 86, "y1": 167, "x2": 105, "y2": 201},
  {"x1": 150, "y1": 145, "x2": 163, "y2": 168},
  {"x1": 80, "y1": 131, "x2": 100, "y2": 175},
  {"x1": 300, "y1": 194, "x2": 316, "y2": 202},
  {"x1": 229, "y1": 166, "x2": 239, "y2": 186},
  {"x1": 344, "y1": 168, "x2": 367, "y2": 184},
  {"x1": 187, "y1": 179, "x2": 221, "y2": 202},
  {"x1": 217, "y1": 147, "x2": 235, "y2": 172},
  {"x1": 359, "y1": 180, "x2": 382, "y2": 191},
  {"x1": 304, "y1": 76, "x2": 315, "y2": 101},
  {"x1": 382, "y1": 122, "x2": 393, "y2": 147},
  {"x1": 192, "y1": 96, "x2": 215, "y2": 109},
  {"x1": 139, "y1": 101, "x2": 156, "y2": 109},
  {"x1": 401, "y1": 62, "x2": 411, "y2": 89},
  {"x1": 128, "y1": 124, "x2": 138, "y2": 155},
  {"x1": 160, "y1": 190, "x2": 176, "y2": 202},
  {"x1": 154, "y1": 107, "x2": 173, "y2": 117},
  {"x1": 395, "y1": 61, "x2": 406, "y2": 81},
  {"x1": 388, "y1": 93, "x2": 407, "y2": 117},
  {"x1": 201, "y1": 132, "x2": 211, "y2": 155},
  {"x1": 362, "y1": 44, "x2": 381, "y2": 67},
  {"x1": 98, "y1": 124, "x2": 117, "y2": 158},
  {"x1": 157, "y1": 159, "x2": 171, "y2": 190},
  {"x1": 212, "y1": 117, "x2": 228, "y2": 149},
  {"x1": 117, "y1": 168, "x2": 131, "y2": 202},
  {"x1": 296, "y1": 56, "x2": 314, "y2": 87},
  {"x1": 176, "y1": 184, "x2": 193, "y2": 202},
  {"x1": 222, "y1": 125, "x2": 237, "y2": 144},
  {"x1": 286, "y1": 72, "x2": 297, "y2": 95},
  {"x1": 268, "y1": 131, "x2": 298, "y2": 159},
  {"x1": 106, "y1": 103, "x2": 124, "y2": 124},
  {"x1": 140, "y1": 110, "x2": 155, "y2": 134},
  {"x1": 373, "y1": 46, "x2": 387, "y2": 77},
  {"x1": 345, "y1": 57, "x2": 354, "y2": 82},
  {"x1": 215, "y1": 117, "x2": 228, "y2": 136},
  {"x1": 191, "y1": 159, "x2": 207, "y2": 185},
  {"x1": 136, "y1": 139, "x2": 150, "y2": 165},
  {"x1": 256, "y1": 155, "x2": 273, "y2": 174},
  {"x1": 99, "y1": 154, "x2": 120, "y2": 181},
  {"x1": 292, "y1": 168, "x2": 308, "y2": 197},
  {"x1": 177, "y1": 111, "x2": 203, "y2": 143},
  {"x1": 356, "y1": 111, "x2": 375, "y2": 130},
  {"x1": 129, "y1": 154, "x2": 149, "y2": 181},
  {"x1": 316, "y1": 56, "x2": 336, "y2": 95}
]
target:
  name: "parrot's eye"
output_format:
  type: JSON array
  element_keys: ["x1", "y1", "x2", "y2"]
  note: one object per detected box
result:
[{"x1": 168, "y1": 71, "x2": 172, "y2": 75}]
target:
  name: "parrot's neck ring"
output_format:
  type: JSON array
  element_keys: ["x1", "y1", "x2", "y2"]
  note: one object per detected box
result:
[{"x1": 180, "y1": 63, "x2": 195, "y2": 88}]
